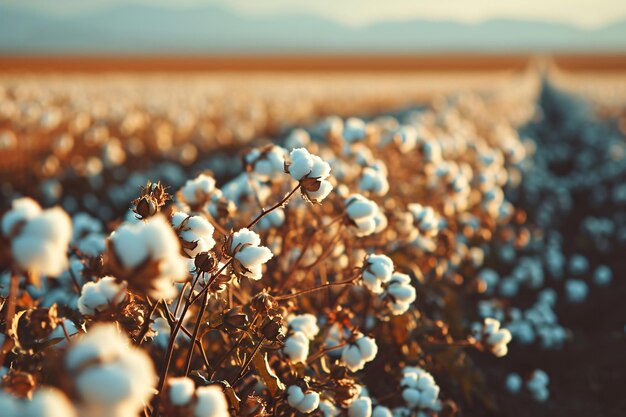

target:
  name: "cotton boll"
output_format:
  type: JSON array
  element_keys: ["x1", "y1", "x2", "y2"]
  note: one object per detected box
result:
[
  {"x1": 22, "y1": 388, "x2": 77, "y2": 417},
  {"x1": 348, "y1": 397, "x2": 372, "y2": 417},
  {"x1": 108, "y1": 215, "x2": 189, "y2": 299},
  {"x1": 257, "y1": 208, "x2": 285, "y2": 230},
  {"x1": 362, "y1": 254, "x2": 394, "y2": 294},
  {"x1": 194, "y1": 385, "x2": 230, "y2": 417},
  {"x1": 505, "y1": 373, "x2": 522, "y2": 394},
  {"x1": 400, "y1": 367, "x2": 440, "y2": 411},
  {"x1": 78, "y1": 277, "x2": 127, "y2": 315},
  {"x1": 565, "y1": 279, "x2": 588, "y2": 303},
  {"x1": 341, "y1": 334, "x2": 378, "y2": 371},
  {"x1": 593, "y1": 265, "x2": 612, "y2": 286},
  {"x1": 346, "y1": 194, "x2": 380, "y2": 237},
  {"x1": 568, "y1": 254, "x2": 589, "y2": 275},
  {"x1": 359, "y1": 166, "x2": 389, "y2": 196},
  {"x1": 287, "y1": 148, "x2": 333, "y2": 203},
  {"x1": 343, "y1": 117, "x2": 367, "y2": 143},
  {"x1": 319, "y1": 400, "x2": 340, "y2": 417},
  {"x1": 66, "y1": 324, "x2": 156, "y2": 417},
  {"x1": 372, "y1": 405, "x2": 393, "y2": 417},
  {"x1": 288, "y1": 314, "x2": 319, "y2": 340},
  {"x1": 407, "y1": 204, "x2": 441, "y2": 237},
  {"x1": 229, "y1": 228, "x2": 273, "y2": 280},
  {"x1": 527, "y1": 370, "x2": 550, "y2": 403},
  {"x1": 283, "y1": 331, "x2": 310, "y2": 363},
  {"x1": 3, "y1": 199, "x2": 72, "y2": 276},
  {"x1": 475, "y1": 318, "x2": 512, "y2": 357},
  {"x1": 287, "y1": 386, "x2": 320, "y2": 414},
  {"x1": 384, "y1": 273, "x2": 417, "y2": 315},
  {"x1": 171, "y1": 212, "x2": 216, "y2": 258},
  {"x1": 178, "y1": 173, "x2": 217, "y2": 208},
  {"x1": 244, "y1": 145, "x2": 287, "y2": 182}
]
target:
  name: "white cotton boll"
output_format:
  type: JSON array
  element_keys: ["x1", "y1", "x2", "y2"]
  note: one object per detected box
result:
[
  {"x1": 151, "y1": 317, "x2": 172, "y2": 348},
  {"x1": 569, "y1": 254, "x2": 589, "y2": 275},
  {"x1": 343, "y1": 117, "x2": 367, "y2": 143},
  {"x1": 288, "y1": 148, "x2": 315, "y2": 181},
  {"x1": 78, "y1": 277, "x2": 127, "y2": 315},
  {"x1": 172, "y1": 213, "x2": 216, "y2": 258},
  {"x1": 527, "y1": 370, "x2": 550, "y2": 403},
  {"x1": 407, "y1": 204, "x2": 441, "y2": 237},
  {"x1": 4, "y1": 200, "x2": 72, "y2": 276},
  {"x1": 385, "y1": 273, "x2": 417, "y2": 315},
  {"x1": 394, "y1": 126, "x2": 417, "y2": 152},
  {"x1": 194, "y1": 385, "x2": 230, "y2": 417},
  {"x1": 400, "y1": 368, "x2": 440, "y2": 411},
  {"x1": 348, "y1": 397, "x2": 372, "y2": 417},
  {"x1": 23, "y1": 388, "x2": 77, "y2": 417},
  {"x1": 359, "y1": 166, "x2": 389, "y2": 196},
  {"x1": 341, "y1": 334, "x2": 378, "y2": 371},
  {"x1": 505, "y1": 373, "x2": 522, "y2": 394},
  {"x1": 77, "y1": 232, "x2": 106, "y2": 257},
  {"x1": 288, "y1": 314, "x2": 319, "y2": 340},
  {"x1": 110, "y1": 215, "x2": 189, "y2": 299},
  {"x1": 230, "y1": 228, "x2": 273, "y2": 280},
  {"x1": 1, "y1": 197, "x2": 42, "y2": 237},
  {"x1": 245, "y1": 146, "x2": 287, "y2": 182},
  {"x1": 287, "y1": 386, "x2": 320, "y2": 414},
  {"x1": 0, "y1": 391, "x2": 17, "y2": 417},
  {"x1": 593, "y1": 265, "x2": 612, "y2": 287},
  {"x1": 179, "y1": 173, "x2": 217, "y2": 207},
  {"x1": 283, "y1": 331, "x2": 310, "y2": 363},
  {"x1": 372, "y1": 405, "x2": 393, "y2": 417},
  {"x1": 319, "y1": 400, "x2": 340, "y2": 417},
  {"x1": 362, "y1": 254, "x2": 394, "y2": 294},
  {"x1": 110, "y1": 223, "x2": 149, "y2": 269},
  {"x1": 66, "y1": 324, "x2": 156, "y2": 417},
  {"x1": 346, "y1": 194, "x2": 380, "y2": 237},
  {"x1": 565, "y1": 279, "x2": 588, "y2": 303}
]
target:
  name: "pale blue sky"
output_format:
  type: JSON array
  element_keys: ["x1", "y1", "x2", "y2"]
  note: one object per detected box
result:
[{"x1": 3, "y1": 0, "x2": 626, "y2": 28}]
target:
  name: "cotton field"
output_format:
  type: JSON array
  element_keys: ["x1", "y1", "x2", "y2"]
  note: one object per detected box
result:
[{"x1": 0, "y1": 68, "x2": 624, "y2": 417}]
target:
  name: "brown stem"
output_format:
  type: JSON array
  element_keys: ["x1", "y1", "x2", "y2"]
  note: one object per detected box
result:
[
  {"x1": 275, "y1": 275, "x2": 359, "y2": 301},
  {"x1": 183, "y1": 288, "x2": 209, "y2": 375},
  {"x1": 245, "y1": 184, "x2": 301, "y2": 229},
  {"x1": 306, "y1": 342, "x2": 348, "y2": 364},
  {"x1": 231, "y1": 336, "x2": 265, "y2": 386},
  {"x1": 136, "y1": 298, "x2": 160, "y2": 345}
]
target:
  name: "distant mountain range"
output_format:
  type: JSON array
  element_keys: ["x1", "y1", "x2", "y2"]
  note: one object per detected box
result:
[{"x1": 1, "y1": 4, "x2": 625, "y2": 53}]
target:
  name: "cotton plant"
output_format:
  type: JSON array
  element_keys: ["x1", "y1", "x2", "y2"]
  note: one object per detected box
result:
[
  {"x1": 106, "y1": 214, "x2": 189, "y2": 299},
  {"x1": 1, "y1": 197, "x2": 72, "y2": 276}
]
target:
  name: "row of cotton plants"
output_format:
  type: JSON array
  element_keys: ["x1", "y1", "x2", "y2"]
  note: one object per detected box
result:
[{"x1": 1, "y1": 83, "x2": 624, "y2": 417}]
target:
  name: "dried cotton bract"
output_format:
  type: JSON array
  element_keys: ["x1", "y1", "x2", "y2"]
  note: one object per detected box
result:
[
  {"x1": 287, "y1": 148, "x2": 333, "y2": 203},
  {"x1": 107, "y1": 214, "x2": 188, "y2": 299},
  {"x1": 1, "y1": 197, "x2": 72, "y2": 276}
]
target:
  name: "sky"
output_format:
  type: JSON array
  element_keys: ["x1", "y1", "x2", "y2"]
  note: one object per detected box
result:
[{"x1": 3, "y1": 0, "x2": 626, "y2": 28}]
